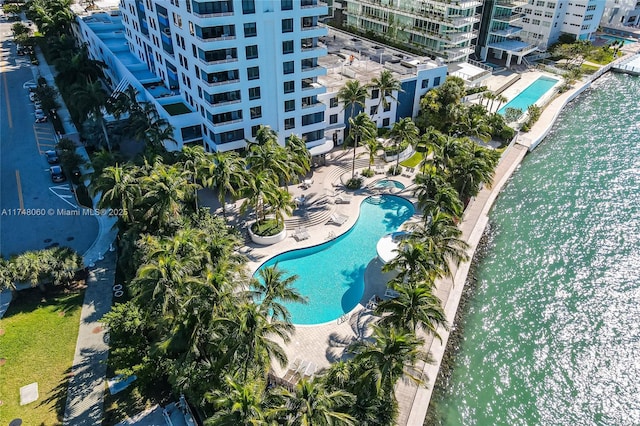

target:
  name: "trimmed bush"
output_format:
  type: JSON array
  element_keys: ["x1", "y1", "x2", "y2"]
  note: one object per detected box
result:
[
  {"x1": 251, "y1": 219, "x2": 283, "y2": 237},
  {"x1": 345, "y1": 177, "x2": 363, "y2": 189}
]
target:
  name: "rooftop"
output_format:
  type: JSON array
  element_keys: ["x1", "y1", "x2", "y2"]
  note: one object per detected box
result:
[{"x1": 318, "y1": 27, "x2": 444, "y2": 91}]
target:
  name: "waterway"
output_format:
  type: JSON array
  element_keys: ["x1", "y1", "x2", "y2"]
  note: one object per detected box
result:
[{"x1": 431, "y1": 72, "x2": 640, "y2": 425}]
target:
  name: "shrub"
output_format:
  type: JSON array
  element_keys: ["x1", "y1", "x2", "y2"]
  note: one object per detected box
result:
[
  {"x1": 384, "y1": 140, "x2": 409, "y2": 156},
  {"x1": 251, "y1": 219, "x2": 283, "y2": 237},
  {"x1": 345, "y1": 177, "x2": 363, "y2": 189},
  {"x1": 388, "y1": 165, "x2": 402, "y2": 176},
  {"x1": 361, "y1": 168, "x2": 375, "y2": 178},
  {"x1": 75, "y1": 183, "x2": 93, "y2": 208}
]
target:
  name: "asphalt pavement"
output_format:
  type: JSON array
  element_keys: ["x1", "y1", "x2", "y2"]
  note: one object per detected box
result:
[{"x1": 0, "y1": 21, "x2": 98, "y2": 257}]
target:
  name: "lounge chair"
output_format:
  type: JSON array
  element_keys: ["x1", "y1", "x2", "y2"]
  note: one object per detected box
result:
[
  {"x1": 301, "y1": 178, "x2": 314, "y2": 189},
  {"x1": 334, "y1": 194, "x2": 352, "y2": 204},
  {"x1": 327, "y1": 212, "x2": 348, "y2": 226},
  {"x1": 292, "y1": 227, "x2": 310, "y2": 241},
  {"x1": 375, "y1": 165, "x2": 386, "y2": 175}
]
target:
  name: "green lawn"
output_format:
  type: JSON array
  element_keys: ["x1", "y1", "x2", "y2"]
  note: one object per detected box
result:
[
  {"x1": 400, "y1": 151, "x2": 424, "y2": 168},
  {"x1": 0, "y1": 289, "x2": 84, "y2": 425}
]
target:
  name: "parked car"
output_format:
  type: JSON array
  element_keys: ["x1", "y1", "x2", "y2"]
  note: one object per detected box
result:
[
  {"x1": 49, "y1": 166, "x2": 66, "y2": 183},
  {"x1": 45, "y1": 150, "x2": 59, "y2": 164}
]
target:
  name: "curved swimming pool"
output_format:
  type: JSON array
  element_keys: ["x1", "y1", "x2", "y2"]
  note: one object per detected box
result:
[{"x1": 255, "y1": 195, "x2": 414, "y2": 325}]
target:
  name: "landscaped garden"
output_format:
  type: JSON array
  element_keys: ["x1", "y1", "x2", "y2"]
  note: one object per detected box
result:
[{"x1": 0, "y1": 289, "x2": 83, "y2": 425}]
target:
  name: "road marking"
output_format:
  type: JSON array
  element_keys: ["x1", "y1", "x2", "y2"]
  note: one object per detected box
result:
[
  {"x1": 1, "y1": 51, "x2": 12, "y2": 128},
  {"x1": 49, "y1": 186, "x2": 78, "y2": 209},
  {"x1": 15, "y1": 170, "x2": 24, "y2": 210}
]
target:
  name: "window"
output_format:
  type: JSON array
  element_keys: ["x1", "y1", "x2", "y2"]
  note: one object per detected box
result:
[
  {"x1": 283, "y1": 61, "x2": 294, "y2": 74},
  {"x1": 421, "y1": 79, "x2": 429, "y2": 89},
  {"x1": 383, "y1": 104, "x2": 391, "y2": 112},
  {"x1": 246, "y1": 45, "x2": 258, "y2": 59},
  {"x1": 369, "y1": 105, "x2": 378, "y2": 115},
  {"x1": 282, "y1": 18, "x2": 293, "y2": 33},
  {"x1": 281, "y1": 0, "x2": 293, "y2": 10},
  {"x1": 382, "y1": 118, "x2": 390, "y2": 127},
  {"x1": 371, "y1": 89, "x2": 379, "y2": 99},
  {"x1": 250, "y1": 106, "x2": 262, "y2": 119},
  {"x1": 244, "y1": 22, "x2": 257, "y2": 37},
  {"x1": 283, "y1": 40, "x2": 294, "y2": 54},
  {"x1": 284, "y1": 117, "x2": 295, "y2": 129},
  {"x1": 285, "y1": 99, "x2": 295, "y2": 112},
  {"x1": 242, "y1": 0, "x2": 255, "y2": 14},
  {"x1": 249, "y1": 86, "x2": 261, "y2": 100},
  {"x1": 247, "y1": 66, "x2": 260, "y2": 80},
  {"x1": 284, "y1": 80, "x2": 295, "y2": 93},
  {"x1": 330, "y1": 97, "x2": 338, "y2": 108},
  {"x1": 302, "y1": 112, "x2": 324, "y2": 126},
  {"x1": 251, "y1": 125, "x2": 261, "y2": 138},
  {"x1": 434, "y1": 76, "x2": 441, "y2": 86},
  {"x1": 330, "y1": 114, "x2": 338, "y2": 124}
]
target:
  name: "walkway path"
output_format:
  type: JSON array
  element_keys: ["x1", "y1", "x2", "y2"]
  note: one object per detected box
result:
[{"x1": 62, "y1": 251, "x2": 115, "y2": 426}]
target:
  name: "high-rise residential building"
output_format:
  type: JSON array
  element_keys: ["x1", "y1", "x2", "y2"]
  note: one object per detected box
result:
[
  {"x1": 601, "y1": 0, "x2": 640, "y2": 29},
  {"x1": 118, "y1": 0, "x2": 329, "y2": 152},
  {"x1": 343, "y1": 0, "x2": 482, "y2": 63}
]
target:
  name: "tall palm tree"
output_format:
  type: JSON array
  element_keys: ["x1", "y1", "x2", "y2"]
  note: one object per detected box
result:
[
  {"x1": 205, "y1": 375, "x2": 268, "y2": 426},
  {"x1": 251, "y1": 265, "x2": 306, "y2": 322},
  {"x1": 449, "y1": 140, "x2": 500, "y2": 204},
  {"x1": 240, "y1": 169, "x2": 280, "y2": 227},
  {"x1": 270, "y1": 379, "x2": 356, "y2": 426},
  {"x1": 285, "y1": 134, "x2": 311, "y2": 189},
  {"x1": 179, "y1": 144, "x2": 211, "y2": 210},
  {"x1": 92, "y1": 162, "x2": 141, "y2": 224},
  {"x1": 204, "y1": 151, "x2": 247, "y2": 219},
  {"x1": 368, "y1": 70, "x2": 402, "y2": 124},
  {"x1": 375, "y1": 284, "x2": 447, "y2": 338},
  {"x1": 348, "y1": 325, "x2": 429, "y2": 397},
  {"x1": 362, "y1": 137, "x2": 382, "y2": 174},
  {"x1": 388, "y1": 117, "x2": 419, "y2": 172},
  {"x1": 382, "y1": 238, "x2": 443, "y2": 286},
  {"x1": 71, "y1": 79, "x2": 112, "y2": 151},
  {"x1": 345, "y1": 112, "x2": 376, "y2": 178},
  {"x1": 338, "y1": 80, "x2": 368, "y2": 175}
]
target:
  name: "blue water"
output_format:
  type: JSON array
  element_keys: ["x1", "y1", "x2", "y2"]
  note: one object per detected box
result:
[
  {"x1": 375, "y1": 179, "x2": 406, "y2": 190},
  {"x1": 256, "y1": 195, "x2": 414, "y2": 325},
  {"x1": 498, "y1": 76, "x2": 559, "y2": 115},
  {"x1": 600, "y1": 34, "x2": 636, "y2": 45}
]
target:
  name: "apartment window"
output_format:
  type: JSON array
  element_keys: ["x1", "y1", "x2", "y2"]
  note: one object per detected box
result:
[
  {"x1": 302, "y1": 112, "x2": 324, "y2": 126},
  {"x1": 369, "y1": 106, "x2": 378, "y2": 115},
  {"x1": 282, "y1": 18, "x2": 293, "y2": 33},
  {"x1": 242, "y1": 0, "x2": 255, "y2": 14},
  {"x1": 246, "y1": 45, "x2": 258, "y2": 59},
  {"x1": 250, "y1": 106, "x2": 262, "y2": 119},
  {"x1": 283, "y1": 61, "x2": 294, "y2": 74},
  {"x1": 249, "y1": 86, "x2": 261, "y2": 100},
  {"x1": 329, "y1": 114, "x2": 338, "y2": 124},
  {"x1": 383, "y1": 104, "x2": 391, "y2": 112},
  {"x1": 421, "y1": 79, "x2": 429, "y2": 89},
  {"x1": 330, "y1": 97, "x2": 338, "y2": 108},
  {"x1": 251, "y1": 125, "x2": 261, "y2": 138},
  {"x1": 283, "y1": 40, "x2": 294, "y2": 54},
  {"x1": 282, "y1": 0, "x2": 293, "y2": 10},
  {"x1": 532, "y1": 19, "x2": 540, "y2": 25},
  {"x1": 192, "y1": 43, "x2": 197, "y2": 58},
  {"x1": 284, "y1": 80, "x2": 295, "y2": 93},
  {"x1": 371, "y1": 89, "x2": 379, "y2": 99},
  {"x1": 284, "y1": 117, "x2": 295, "y2": 129},
  {"x1": 285, "y1": 100, "x2": 295, "y2": 112},
  {"x1": 383, "y1": 118, "x2": 390, "y2": 127},
  {"x1": 547, "y1": 1, "x2": 555, "y2": 7},
  {"x1": 584, "y1": 14, "x2": 593, "y2": 21},
  {"x1": 247, "y1": 66, "x2": 260, "y2": 80},
  {"x1": 244, "y1": 22, "x2": 257, "y2": 37},
  {"x1": 434, "y1": 76, "x2": 441, "y2": 86}
]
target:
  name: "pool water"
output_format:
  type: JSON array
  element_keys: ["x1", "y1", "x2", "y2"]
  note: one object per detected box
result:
[
  {"x1": 374, "y1": 179, "x2": 405, "y2": 190},
  {"x1": 498, "y1": 76, "x2": 559, "y2": 116},
  {"x1": 600, "y1": 34, "x2": 636, "y2": 45},
  {"x1": 256, "y1": 195, "x2": 414, "y2": 325}
]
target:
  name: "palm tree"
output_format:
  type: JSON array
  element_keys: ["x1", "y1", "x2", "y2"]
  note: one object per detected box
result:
[
  {"x1": 179, "y1": 144, "x2": 211, "y2": 210},
  {"x1": 269, "y1": 187, "x2": 296, "y2": 230},
  {"x1": 382, "y1": 238, "x2": 443, "y2": 286},
  {"x1": 251, "y1": 265, "x2": 306, "y2": 322},
  {"x1": 388, "y1": 117, "x2": 419, "y2": 172},
  {"x1": 92, "y1": 163, "x2": 141, "y2": 224},
  {"x1": 361, "y1": 137, "x2": 382, "y2": 174},
  {"x1": 205, "y1": 375, "x2": 268, "y2": 426},
  {"x1": 494, "y1": 94, "x2": 508, "y2": 112},
  {"x1": 285, "y1": 134, "x2": 311, "y2": 189},
  {"x1": 348, "y1": 325, "x2": 429, "y2": 397},
  {"x1": 449, "y1": 140, "x2": 500, "y2": 204},
  {"x1": 368, "y1": 70, "x2": 402, "y2": 124},
  {"x1": 345, "y1": 112, "x2": 376, "y2": 179},
  {"x1": 338, "y1": 80, "x2": 368, "y2": 175},
  {"x1": 71, "y1": 79, "x2": 112, "y2": 151},
  {"x1": 240, "y1": 169, "x2": 280, "y2": 228},
  {"x1": 204, "y1": 151, "x2": 247, "y2": 219},
  {"x1": 270, "y1": 379, "x2": 356, "y2": 425},
  {"x1": 13, "y1": 250, "x2": 49, "y2": 290},
  {"x1": 375, "y1": 284, "x2": 447, "y2": 338}
]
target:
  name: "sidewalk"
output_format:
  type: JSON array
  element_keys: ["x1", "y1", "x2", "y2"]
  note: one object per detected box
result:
[{"x1": 62, "y1": 250, "x2": 115, "y2": 426}]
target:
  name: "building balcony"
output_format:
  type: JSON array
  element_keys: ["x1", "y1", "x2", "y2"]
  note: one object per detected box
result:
[
  {"x1": 448, "y1": 0, "x2": 483, "y2": 9},
  {"x1": 195, "y1": 34, "x2": 236, "y2": 43},
  {"x1": 157, "y1": 13, "x2": 169, "y2": 26},
  {"x1": 192, "y1": 11, "x2": 234, "y2": 18},
  {"x1": 495, "y1": 0, "x2": 528, "y2": 8},
  {"x1": 199, "y1": 57, "x2": 238, "y2": 66},
  {"x1": 490, "y1": 25, "x2": 523, "y2": 38},
  {"x1": 302, "y1": 100, "x2": 323, "y2": 109},
  {"x1": 447, "y1": 14, "x2": 481, "y2": 27},
  {"x1": 204, "y1": 98, "x2": 242, "y2": 108},
  {"x1": 493, "y1": 13, "x2": 525, "y2": 24},
  {"x1": 213, "y1": 118, "x2": 243, "y2": 127},
  {"x1": 202, "y1": 78, "x2": 240, "y2": 87}
]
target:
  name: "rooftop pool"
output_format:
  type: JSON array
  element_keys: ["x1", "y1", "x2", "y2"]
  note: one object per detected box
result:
[
  {"x1": 255, "y1": 195, "x2": 414, "y2": 325},
  {"x1": 498, "y1": 76, "x2": 559, "y2": 116}
]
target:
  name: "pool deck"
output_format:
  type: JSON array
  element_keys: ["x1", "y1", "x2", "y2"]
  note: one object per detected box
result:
[{"x1": 200, "y1": 48, "x2": 639, "y2": 425}]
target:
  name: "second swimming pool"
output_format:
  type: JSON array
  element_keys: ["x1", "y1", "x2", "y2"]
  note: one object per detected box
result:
[
  {"x1": 498, "y1": 76, "x2": 559, "y2": 116},
  {"x1": 255, "y1": 195, "x2": 414, "y2": 325}
]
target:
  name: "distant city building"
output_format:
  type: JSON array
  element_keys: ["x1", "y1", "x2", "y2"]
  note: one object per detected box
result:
[
  {"x1": 601, "y1": 0, "x2": 640, "y2": 32},
  {"x1": 343, "y1": 0, "x2": 482, "y2": 63}
]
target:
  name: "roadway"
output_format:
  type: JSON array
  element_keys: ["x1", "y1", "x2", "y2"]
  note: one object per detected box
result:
[{"x1": 0, "y1": 17, "x2": 98, "y2": 257}]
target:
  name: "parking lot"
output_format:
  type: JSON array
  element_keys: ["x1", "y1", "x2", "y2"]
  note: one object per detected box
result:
[{"x1": 0, "y1": 23, "x2": 98, "y2": 257}]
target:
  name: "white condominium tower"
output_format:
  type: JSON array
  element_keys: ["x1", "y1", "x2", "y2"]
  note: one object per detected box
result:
[
  {"x1": 119, "y1": 0, "x2": 328, "y2": 152},
  {"x1": 601, "y1": 0, "x2": 640, "y2": 28},
  {"x1": 343, "y1": 0, "x2": 482, "y2": 63}
]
